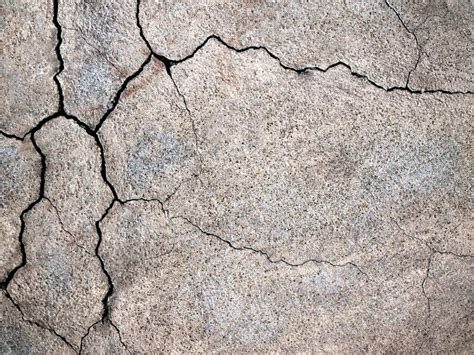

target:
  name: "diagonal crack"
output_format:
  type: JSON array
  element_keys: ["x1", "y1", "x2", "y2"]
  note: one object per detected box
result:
[
  {"x1": 93, "y1": 54, "x2": 153, "y2": 133},
  {"x1": 2, "y1": 290, "x2": 78, "y2": 353},
  {"x1": 44, "y1": 197, "x2": 93, "y2": 257}
]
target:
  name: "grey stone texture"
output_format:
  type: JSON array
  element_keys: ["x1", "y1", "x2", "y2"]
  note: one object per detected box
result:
[
  {"x1": 1, "y1": 0, "x2": 58, "y2": 136},
  {"x1": 1, "y1": 0, "x2": 473, "y2": 353}
]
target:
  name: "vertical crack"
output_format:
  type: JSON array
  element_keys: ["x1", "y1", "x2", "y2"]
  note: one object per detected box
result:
[
  {"x1": 384, "y1": 0, "x2": 422, "y2": 87},
  {"x1": 52, "y1": 0, "x2": 65, "y2": 112},
  {"x1": 421, "y1": 253, "x2": 433, "y2": 325},
  {"x1": 94, "y1": 200, "x2": 117, "y2": 322},
  {"x1": 0, "y1": 132, "x2": 46, "y2": 289}
]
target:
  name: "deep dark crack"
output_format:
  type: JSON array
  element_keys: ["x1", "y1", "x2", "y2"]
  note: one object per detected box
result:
[{"x1": 52, "y1": 0, "x2": 65, "y2": 112}]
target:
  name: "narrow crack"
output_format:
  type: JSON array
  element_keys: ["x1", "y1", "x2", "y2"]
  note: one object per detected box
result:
[
  {"x1": 110, "y1": 319, "x2": 130, "y2": 353},
  {"x1": 384, "y1": 0, "x2": 422, "y2": 87},
  {"x1": 78, "y1": 318, "x2": 129, "y2": 354},
  {"x1": 421, "y1": 253, "x2": 433, "y2": 325},
  {"x1": 148, "y1": 33, "x2": 472, "y2": 95},
  {"x1": 172, "y1": 215, "x2": 370, "y2": 278},
  {"x1": 94, "y1": 199, "x2": 117, "y2": 322},
  {"x1": 44, "y1": 197, "x2": 93, "y2": 257}
]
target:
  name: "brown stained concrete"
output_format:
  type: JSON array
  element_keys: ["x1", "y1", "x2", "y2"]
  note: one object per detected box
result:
[{"x1": 1, "y1": 0, "x2": 473, "y2": 353}]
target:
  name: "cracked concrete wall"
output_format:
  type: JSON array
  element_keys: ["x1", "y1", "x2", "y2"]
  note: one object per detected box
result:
[{"x1": 0, "y1": 0, "x2": 473, "y2": 353}]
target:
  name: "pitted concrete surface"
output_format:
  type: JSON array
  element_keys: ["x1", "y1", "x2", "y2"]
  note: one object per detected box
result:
[{"x1": 1, "y1": 0, "x2": 473, "y2": 353}]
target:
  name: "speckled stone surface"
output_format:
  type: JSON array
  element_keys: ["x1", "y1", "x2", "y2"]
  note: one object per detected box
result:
[
  {"x1": 1, "y1": 0, "x2": 58, "y2": 136},
  {"x1": 59, "y1": 0, "x2": 148, "y2": 128},
  {"x1": 140, "y1": 0, "x2": 417, "y2": 88},
  {"x1": 0, "y1": 136, "x2": 40, "y2": 282},
  {"x1": 1, "y1": 0, "x2": 473, "y2": 353},
  {"x1": 389, "y1": 0, "x2": 474, "y2": 92}
]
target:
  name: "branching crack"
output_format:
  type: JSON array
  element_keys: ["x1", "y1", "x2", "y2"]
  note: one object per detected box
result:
[
  {"x1": 172, "y1": 215, "x2": 370, "y2": 279},
  {"x1": 393, "y1": 220, "x2": 473, "y2": 324},
  {"x1": 135, "y1": 0, "x2": 472, "y2": 96},
  {"x1": 78, "y1": 318, "x2": 129, "y2": 354}
]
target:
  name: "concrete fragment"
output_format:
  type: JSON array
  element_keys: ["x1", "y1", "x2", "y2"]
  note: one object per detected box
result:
[
  {"x1": 36, "y1": 117, "x2": 113, "y2": 239},
  {"x1": 98, "y1": 58, "x2": 200, "y2": 201},
  {"x1": 0, "y1": 135, "x2": 41, "y2": 281},
  {"x1": 422, "y1": 253, "x2": 474, "y2": 352},
  {"x1": 389, "y1": 0, "x2": 474, "y2": 92},
  {"x1": 59, "y1": 0, "x2": 149, "y2": 128},
  {"x1": 7, "y1": 200, "x2": 108, "y2": 350},
  {"x1": 1, "y1": 0, "x2": 58, "y2": 136},
  {"x1": 168, "y1": 41, "x2": 473, "y2": 264}
]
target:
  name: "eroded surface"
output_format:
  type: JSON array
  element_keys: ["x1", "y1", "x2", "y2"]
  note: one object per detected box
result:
[{"x1": 1, "y1": 0, "x2": 473, "y2": 353}]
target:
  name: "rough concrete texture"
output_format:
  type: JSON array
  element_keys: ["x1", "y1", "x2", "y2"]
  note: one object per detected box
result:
[
  {"x1": 1, "y1": 0, "x2": 58, "y2": 136},
  {"x1": 1, "y1": 0, "x2": 473, "y2": 353},
  {"x1": 59, "y1": 0, "x2": 149, "y2": 128},
  {"x1": 0, "y1": 136, "x2": 40, "y2": 281}
]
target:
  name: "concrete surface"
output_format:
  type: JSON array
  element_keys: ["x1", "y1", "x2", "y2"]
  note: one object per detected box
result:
[{"x1": 1, "y1": 0, "x2": 473, "y2": 353}]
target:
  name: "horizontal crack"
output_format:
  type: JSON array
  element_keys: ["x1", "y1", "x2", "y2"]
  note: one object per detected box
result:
[{"x1": 172, "y1": 215, "x2": 370, "y2": 278}]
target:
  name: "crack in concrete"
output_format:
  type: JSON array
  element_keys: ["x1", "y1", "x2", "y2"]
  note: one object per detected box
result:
[
  {"x1": 93, "y1": 53, "x2": 153, "y2": 133},
  {"x1": 44, "y1": 197, "x2": 93, "y2": 257},
  {"x1": 168, "y1": 34, "x2": 473, "y2": 95},
  {"x1": 0, "y1": 131, "x2": 46, "y2": 290},
  {"x1": 171, "y1": 215, "x2": 370, "y2": 279},
  {"x1": 384, "y1": 0, "x2": 422, "y2": 87},
  {"x1": 2, "y1": 290, "x2": 78, "y2": 353},
  {"x1": 2, "y1": 1, "x2": 472, "y2": 351},
  {"x1": 52, "y1": 0, "x2": 65, "y2": 113},
  {"x1": 78, "y1": 318, "x2": 129, "y2": 355},
  {"x1": 0, "y1": 129, "x2": 23, "y2": 141},
  {"x1": 393, "y1": 220, "x2": 473, "y2": 324}
]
